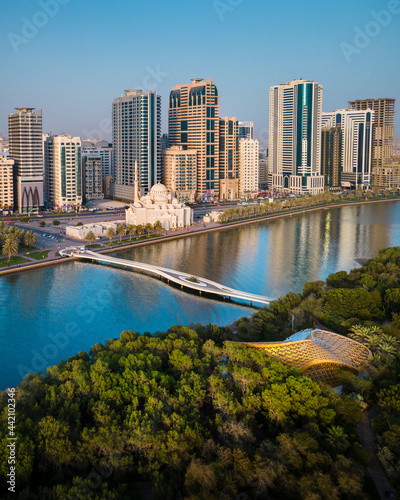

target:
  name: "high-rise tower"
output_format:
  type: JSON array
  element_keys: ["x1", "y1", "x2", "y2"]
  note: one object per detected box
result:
[
  {"x1": 219, "y1": 117, "x2": 239, "y2": 200},
  {"x1": 269, "y1": 79, "x2": 324, "y2": 194},
  {"x1": 112, "y1": 89, "x2": 161, "y2": 201},
  {"x1": 168, "y1": 78, "x2": 219, "y2": 200},
  {"x1": 8, "y1": 108, "x2": 43, "y2": 212},
  {"x1": 322, "y1": 109, "x2": 374, "y2": 188},
  {"x1": 348, "y1": 98, "x2": 395, "y2": 186}
]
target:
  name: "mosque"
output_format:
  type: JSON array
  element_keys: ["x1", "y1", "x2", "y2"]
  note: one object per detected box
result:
[{"x1": 125, "y1": 163, "x2": 193, "y2": 230}]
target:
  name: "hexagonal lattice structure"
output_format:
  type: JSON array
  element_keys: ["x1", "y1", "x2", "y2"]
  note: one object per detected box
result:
[{"x1": 230, "y1": 329, "x2": 372, "y2": 385}]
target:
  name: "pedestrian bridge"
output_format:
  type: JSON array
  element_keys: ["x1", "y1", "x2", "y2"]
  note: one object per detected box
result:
[{"x1": 60, "y1": 247, "x2": 273, "y2": 306}]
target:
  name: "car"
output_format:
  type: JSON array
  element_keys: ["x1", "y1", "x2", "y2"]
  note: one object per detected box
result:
[{"x1": 96, "y1": 237, "x2": 101, "y2": 240}]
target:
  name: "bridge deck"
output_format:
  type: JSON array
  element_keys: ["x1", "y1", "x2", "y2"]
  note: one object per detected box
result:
[{"x1": 61, "y1": 248, "x2": 273, "y2": 306}]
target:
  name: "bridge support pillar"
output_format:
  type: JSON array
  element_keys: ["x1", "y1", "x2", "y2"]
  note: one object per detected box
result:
[
  {"x1": 250, "y1": 301, "x2": 253, "y2": 307},
  {"x1": 181, "y1": 285, "x2": 183, "y2": 289},
  {"x1": 199, "y1": 291, "x2": 201, "y2": 295}
]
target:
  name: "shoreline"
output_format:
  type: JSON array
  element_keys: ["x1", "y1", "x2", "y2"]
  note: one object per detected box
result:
[{"x1": 1, "y1": 196, "x2": 398, "y2": 276}]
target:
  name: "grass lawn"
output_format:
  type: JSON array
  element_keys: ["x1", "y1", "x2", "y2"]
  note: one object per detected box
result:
[
  {"x1": 27, "y1": 249, "x2": 51, "y2": 260},
  {"x1": 85, "y1": 244, "x2": 102, "y2": 249},
  {"x1": 0, "y1": 256, "x2": 30, "y2": 268},
  {"x1": 19, "y1": 244, "x2": 39, "y2": 253}
]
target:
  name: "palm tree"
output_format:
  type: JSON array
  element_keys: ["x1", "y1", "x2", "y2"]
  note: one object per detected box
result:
[
  {"x1": 24, "y1": 230, "x2": 37, "y2": 249},
  {"x1": 136, "y1": 225, "x2": 144, "y2": 237},
  {"x1": 85, "y1": 231, "x2": 96, "y2": 246},
  {"x1": 116, "y1": 225, "x2": 126, "y2": 242},
  {"x1": 2, "y1": 234, "x2": 19, "y2": 262},
  {"x1": 153, "y1": 220, "x2": 162, "y2": 234},
  {"x1": 127, "y1": 224, "x2": 136, "y2": 241},
  {"x1": 106, "y1": 227, "x2": 116, "y2": 245},
  {"x1": 145, "y1": 222, "x2": 153, "y2": 235}
]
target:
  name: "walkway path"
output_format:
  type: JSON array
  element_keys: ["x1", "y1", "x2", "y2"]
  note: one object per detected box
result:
[
  {"x1": 356, "y1": 408, "x2": 395, "y2": 499},
  {"x1": 63, "y1": 248, "x2": 273, "y2": 306}
]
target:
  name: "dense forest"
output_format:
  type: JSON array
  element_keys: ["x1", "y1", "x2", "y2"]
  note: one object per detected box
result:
[{"x1": 1, "y1": 247, "x2": 400, "y2": 499}]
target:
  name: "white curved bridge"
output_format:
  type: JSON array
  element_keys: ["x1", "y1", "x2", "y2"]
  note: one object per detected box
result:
[{"x1": 60, "y1": 247, "x2": 273, "y2": 306}]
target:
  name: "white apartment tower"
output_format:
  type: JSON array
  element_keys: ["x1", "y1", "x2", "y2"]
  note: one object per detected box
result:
[
  {"x1": 321, "y1": 109, "x2": 374, "y2": 188},
  {"x1": 44, "y1": 135, "x2": 82, "y2": 210},
  {"x1": 239, "y1": 138, "x2": 259, "y2": 196},
  {"x1": 8, "y1": 108, "x2": 44, "y2": 212},
  {"x1": 112, "y1": 89, "x2": 161, "y2": 201},
  {"x1": 269, "y1": 79, "x2": 324, "y2": 194}
]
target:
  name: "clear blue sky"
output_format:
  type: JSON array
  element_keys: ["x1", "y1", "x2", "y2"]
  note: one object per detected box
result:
[{"x1": 1, "y1": 0, "x2": 399, "y2": 146}]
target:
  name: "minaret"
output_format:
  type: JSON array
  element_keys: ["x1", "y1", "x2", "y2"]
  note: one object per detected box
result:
[
  {"x1": 134, "y1": 161, "x2": 139, "y2": 203},
  {"x1": 171, "y1": 158, "x2": 176, "y2": 200}
]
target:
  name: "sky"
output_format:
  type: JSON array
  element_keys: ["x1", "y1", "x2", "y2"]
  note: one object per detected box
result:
[{"x1": 1, "y1": 0, "x2": 399, "y2": 147}]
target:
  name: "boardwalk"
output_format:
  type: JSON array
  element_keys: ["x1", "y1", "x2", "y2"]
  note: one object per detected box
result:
[{"x1": 61, "y1": 248, "x2": 273, "y2": 306}]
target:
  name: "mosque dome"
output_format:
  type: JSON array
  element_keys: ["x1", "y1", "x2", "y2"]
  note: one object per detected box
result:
[{"x1": 150, "y1": 183, "x2": 170, "y2": 203}]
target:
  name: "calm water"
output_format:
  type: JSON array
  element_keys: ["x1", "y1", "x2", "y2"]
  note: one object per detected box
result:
[{"x1": 1, "y1": 201, "x2": 400, "y2": 389}]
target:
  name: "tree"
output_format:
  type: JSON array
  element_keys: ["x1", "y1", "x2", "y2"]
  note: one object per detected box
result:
[
  {"x1": 76, "y1": 221, "x2": 83, "y2": 227},
  {"x1": 145, "y1": 222, "x2": 153, "y2": 235},
  {"x1": 136, "y1": 224, "x2": 144, "y2": 236},
  {"x1": 53, "y1": 220, "x2": 60, "y2": 226},
  {"x1": 39, "y1": 221, "x2": 46, "y2": 227},
  {"x1": 24, "y1": 230, "x2": 37, "y2": 249},
  {"x1": 106, "y1": 227, "x2": 115, "y2": 245},
  {"x1": 126, "y1": 224, "x2": 136, "y2": 241},
  {"x1": 2, "y1": 234, "x2": 19, "y2": 262},
  {"x1": 153, "y1": 220, "x2": 162, "y2": 234},
  {"x1": 116, "y1": 224, "x2": 126, "y2": 241},
  {"x1": 85, "y1": 231, "x2": 96, "y2": 246}
]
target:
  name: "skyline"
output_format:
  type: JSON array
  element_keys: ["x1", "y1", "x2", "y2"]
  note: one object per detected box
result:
[{"x1": 1, "y1": 0, "x2": 399, "y2": 144}]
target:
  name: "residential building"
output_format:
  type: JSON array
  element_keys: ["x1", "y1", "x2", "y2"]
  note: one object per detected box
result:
[
  {"x1": 168, "y1": 78, "x2": 219, "y2": 200},
  {"x1": 8, "y1": 108, "x2": 43, "y2": 212},
  {"x1": 269, "y1": 79, "x2": 324, "y2": 194},
  {"x1": 238, "y1": 121, "x2": 254, "y2": 140},
  {"x1": 0, "y1": 157, "x2": 15, "y2": 212},
  {"x1": 111, "y1": 89, "x2": 161, "y2": 201},
  {"x1": 162, "y1": 145, "x2": 197, "y2": 202},
  {"x1": 82, "y1": 142, "x2": 113, "y2": 178},
  {"x1": 321, "y1": 126, "x2": 342, "y2": 189},
  {"x1": 322, "y1": 109, "x2": 374, "y2": 188},
  {"x1": 44, "y1": 135, "x2": 82, "y2": 210},
  {"x1": 219, "y1": 117, "x2": 239, "y2": 200},
  {"x1": 348, "y1": 98, "x2": 395, "y2": 184},
  {"x1": 83, "y1": 153, "x2": 104, "y2": 202},
  {"x1": 239, "y1": 138, "x2": 259, "y2": 196}
]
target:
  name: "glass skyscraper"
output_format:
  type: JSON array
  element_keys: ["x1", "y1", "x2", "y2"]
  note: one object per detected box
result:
[
  {"x1": 111, "y1": 89, "x2": 161, "y2": 201},
  {"x1": 269, "y1": 79, "x2": 324, "y2": 194}
]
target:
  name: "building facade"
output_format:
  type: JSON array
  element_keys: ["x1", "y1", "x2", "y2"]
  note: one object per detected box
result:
[
  {"x1": 162, "y1": 145, "x2": 197, "y2": 202},
  {"x1": 83, "y1": 153, "x2": 104, "y2": 202},
  {"x1": 0, "y1": 157, "x2": 15, "y2": 212},
  {"x1": 239, "y1": 138, "x2": 259, "y2": 196},
  {"x1": 269, "y1": 79, "x2": 324, "y2": 194},
  {"x1": 321, "y1": 126, "x2": 342, "y2": 189},
  {"x1": 168, "y1": 78, "x2": 219, "y2": 200},
  {"x1": 44, "y1": 135, "x2": 82, "y2": 210},
  {"x1": 82, "y1": 141, "x2": 113, "y2": 178},
  {"x1": 112, "y1": 89, "x2": 161, "y2": 201},
  {"x1": 8, "y1": 108, "x2": 44, "y2": 212},
  {"x1": 219, "y1": 117, "x2": 239, "y2": 200},
  {"x1": 322, "y1": 109, "x2": 374, "y2": 188},
  {"x1": 259, "y1": 157, "x2": 269, "y2": 191},
  {"x1": 238, "y1": 121, "x2": 254, "y2": 140},
  {"x1": 348, "y1": 98, "x2": 395, "y2": 183}
]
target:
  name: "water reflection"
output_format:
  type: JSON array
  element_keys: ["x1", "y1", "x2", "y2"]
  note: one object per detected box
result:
[{"x1": 1, "y1": 201, "x2": 400, "y2": 390}]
